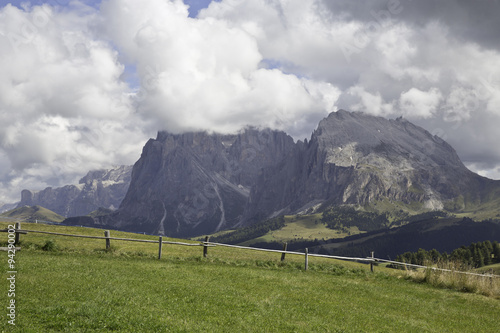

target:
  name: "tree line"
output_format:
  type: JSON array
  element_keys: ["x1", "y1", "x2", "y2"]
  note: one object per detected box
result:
[
  {"x1": 320, "y1": 206, "x2": 449, "y2": 232},
  {"x1": 321, "y1": 206, "x2": 390, "y2": 232},
  {"x1": 396, "y1": 240, "x2": 500, "y2": 268}
]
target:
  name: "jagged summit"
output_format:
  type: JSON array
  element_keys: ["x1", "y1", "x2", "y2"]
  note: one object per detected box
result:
[
  {"x1": 314, "y1": 110, "x2": 463, "y2": 170},
  {"x1": 98, "y1": 128, "x2": 296, "y2": 236},
  {"x1": 244, "y1": 110, "x2": 485, "y2": 223},
  {"x1": 80, "y1": 110, "x2": 499, "y2": 237}
]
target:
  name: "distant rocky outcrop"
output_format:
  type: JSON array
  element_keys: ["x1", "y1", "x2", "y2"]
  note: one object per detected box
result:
[
  {"x1": 95, "y1": 110, "x2": 500, "y2": 237},
  {"x1": 0, "y1": 202, "x2": 19, "y2": 214},
  {"x1": 0, "y1": 205, "x2": 65, "y2": 223},
  {"x1": 18, "y1": 165, "x2": 132, "y2": 217}
]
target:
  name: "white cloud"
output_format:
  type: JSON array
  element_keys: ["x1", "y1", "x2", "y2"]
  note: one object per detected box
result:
[
  {"x1": 0, "y1": 0, "x2": 341, "y2": 203},
  {"x1": 0, "y1": 3, "x2": 148, "y2": 202},
  {"x1": 201, "y1": 0, "x2": 364, "y2": 83},
  {"x1": 399, "y1": 87, "x2": 442, "y2": 119},
  {"x1": 100, "y1": 0, "x2": 339, "y2": 137},
  {"x1": 465, "y1": 163, "x2": 500, "y2": 180},
  {"x1": 441, "y1": 86, "x2": 477, "y2": 123},
  {"x1": 346, "y1": 85, "x2": 394, "y2": 117},
  {"x1": 3, "y1": 0, "x2": 500, "y2": 205}
]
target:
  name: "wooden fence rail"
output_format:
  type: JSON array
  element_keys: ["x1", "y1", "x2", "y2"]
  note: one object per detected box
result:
[
  {"x1": 205, "y1": 241, "x2": 374, "y2": 262},
  {"x1": 6, "y1": 228, "x2": 202, "y2": 246},
  {"x1": 3, "y1": 226, "x2": 500, "y2": 278},
  {"x1": 374, "y1": 258, "x2": 500, "y2": 278}
]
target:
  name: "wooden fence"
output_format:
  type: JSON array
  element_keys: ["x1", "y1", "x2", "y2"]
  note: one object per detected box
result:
[{"x1": 3, "y1": 222, "x2": 500, "y2": 279}]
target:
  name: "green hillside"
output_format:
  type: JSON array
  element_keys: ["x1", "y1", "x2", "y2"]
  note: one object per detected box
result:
[
  {"x1": 446, "y1": 192, "x2": 500, "y2": 221},
  {"x1": 360, "y1": 195, "x2": 500, "y2": 223},
  {"x1": 207, "y1": 213, "x2": 366, "y2": 246},
  {"x1": 206, "y1": 207, "x2": 500, "y2": 265},
  {"x1": 209, "y1": 209, "x2": 450, "y2": 247},
  {"x1": 477, "y1": 263, "x2": 500, "y2": 275},
  {"x1": 240, "y1": 214, "x2": 363, "y2": 246},
  {"x1": 0, "y1": 205, "x2": 65, "y2": 223},
  {"x1": 0, "y1": 222, "x2": 499, "y2": 332}
]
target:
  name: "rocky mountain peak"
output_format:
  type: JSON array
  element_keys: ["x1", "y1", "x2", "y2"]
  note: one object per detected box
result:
[
  {"x1": 313, "y1": 110, "x2": 463, "y2": 170},
  {"x1": 88, "y1": 110, "x2": 499, "y2": 237},
  {"x1": 244, "y1": 110, "x2": 492, "y2": 222},
  {"x1": 101, "y1": 128, "x2": 296, "y2": 237},
  {"x1": 79, "y1": 165, "x2": 132, "y2": 186}
]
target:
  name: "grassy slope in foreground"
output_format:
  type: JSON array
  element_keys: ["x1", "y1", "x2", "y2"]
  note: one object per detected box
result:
[{"x1": 1, "y1": 222, "x2": 499, "y2": 332}]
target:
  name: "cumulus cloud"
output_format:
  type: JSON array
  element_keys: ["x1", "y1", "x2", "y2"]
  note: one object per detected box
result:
[
  {"x1": 2, "y1": 0, "x2": 500, "y2": 204},
  {"x1": 201, "y1": 0, "x2": 500, "y2": 178},
  {"x1": 0, "y1": 0, "x2": 340, "y2": 203},
  {"x1": 99, "y1": 0, "x2": 339, "y2": 137},
  {"x1": 0, "y1": 3, "x2": 148, "y2": 202},
  {"x1": 399, "y1": 88, "x2": 442, "y2": 119}
]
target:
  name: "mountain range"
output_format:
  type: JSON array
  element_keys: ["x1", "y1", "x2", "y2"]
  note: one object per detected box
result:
[
  {"x1": 17, "y1": 165, "x2": 132, "y2": 217},
  {"x1": 63, "y1": 109, "x2": 500, "y2": 238}
]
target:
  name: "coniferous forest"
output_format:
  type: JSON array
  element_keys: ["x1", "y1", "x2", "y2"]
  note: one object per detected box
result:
[{"x1": 396, "y1": 241, "x2": 500, "y2": 268}]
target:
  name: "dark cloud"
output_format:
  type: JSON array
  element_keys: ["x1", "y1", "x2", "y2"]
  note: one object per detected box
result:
[{"x1": 321, "y1": 0, "x2": 500, "y2": 50}]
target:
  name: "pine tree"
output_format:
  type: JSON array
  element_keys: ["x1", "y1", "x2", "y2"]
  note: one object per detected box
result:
[
  {"x1": 416, "y1": 248, "x2": 428, "y2": 266},
  {"x1": 473, "y1": 247, "x2": 484, "y2": 268},
  {"x1": 481, "y1": 241, "x2": 492, "y2": 266},
  {"x1": 429, "y1": 249, "x2": 441, "y2": 263},
  {"x1": 492, "y1": 241, "x2": 500, "y2": 264}
]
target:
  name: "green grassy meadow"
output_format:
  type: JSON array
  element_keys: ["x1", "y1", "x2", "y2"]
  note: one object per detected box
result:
[
  {"x1": 476, "y1": 263, "x2": 500, "y2": 275},
  {"x1": 239, "y1": 214, "x2": 363, "y2": 246},
  {"x1": 1, "y1": 222, "x2": 499, "y2": 332}
]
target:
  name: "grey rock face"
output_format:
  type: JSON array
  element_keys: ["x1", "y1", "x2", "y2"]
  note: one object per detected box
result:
[
  {"x1": 102, "y1": 110, "x2": 499, "y2": 237},
  {"x1": 244, "y1": 110, "x2": 491, "y2": 222},
  {"x1": 18, "y1": 165, "x2": 132, "y2": 217},
  {"x1": 103, "y1": 129, "x2": 296, "y2": 237}
]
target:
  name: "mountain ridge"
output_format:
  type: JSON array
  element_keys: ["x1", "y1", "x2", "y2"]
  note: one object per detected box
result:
[
  {"x1": 69, "y1": 110, "x2": 500, "y2": 237},
  {"x1": 243, "y1": 110, "x2": 493, "y2": 223},
  {"x1": 97, "y1": 128, "x2": 296, "y2": 236},
  {"x1": 18, "y1": 165, "x2": 132, "y2": 217}
]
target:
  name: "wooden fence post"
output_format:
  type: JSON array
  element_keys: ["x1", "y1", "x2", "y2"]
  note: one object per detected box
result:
[
  {"x1": 158, "y1": 236, "x2": 163, "y2": 260},
  {"x1": 281, "y1": 242, "x2": 287, "y2": 262},
  {"x1": 305, "y1": 248, "x2": 309, "y2": 271},
  {"x1": 370, "y1": 251, "x2": 374, "y2": 272},
  {"x1": 203, "y1": 236, "x2": 210, "y2": 258},
  {"x1": 104, "y1": 230, "x2": 111, "y2": 250},
  {"x1": 14, "y1": 222, "x2": 21, "y2": 246}
]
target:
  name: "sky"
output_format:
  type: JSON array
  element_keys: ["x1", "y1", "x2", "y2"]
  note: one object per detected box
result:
[{"x1": 1, "y1": 0, "x2": 500, "y2": 204}]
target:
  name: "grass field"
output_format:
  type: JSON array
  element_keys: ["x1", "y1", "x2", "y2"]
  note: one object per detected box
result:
[
  {"x1": 1, "y1": 221, "x2": 499, "y2": 332},
  {"x1": 240, "y1": 214, "x2": 363, "y2": 246},
  {"x1": 476, "y1": 263, "x2": 500, "y2": 275}
]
